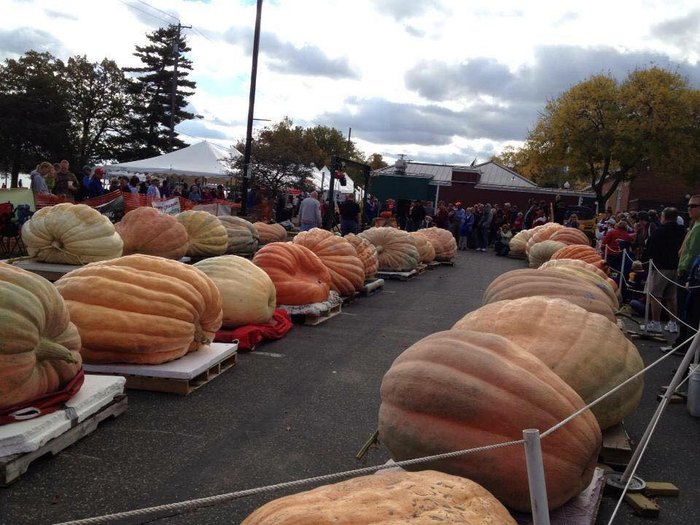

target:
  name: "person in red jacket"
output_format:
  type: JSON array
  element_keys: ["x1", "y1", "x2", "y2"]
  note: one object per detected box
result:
[{"x1": 601, "y1": 220, "x2": 635, "y2": 269}]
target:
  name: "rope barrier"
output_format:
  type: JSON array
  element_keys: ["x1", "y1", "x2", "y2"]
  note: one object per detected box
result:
[
  {"x1": 647, "y1": 294, "x2": 698, "y2": 333},
  {"x1": 649, "y1": 259, "x2": 700, "y2": 290},
  {"x1": 55, "y1": 438, "x2": 525, "y2": 525}
]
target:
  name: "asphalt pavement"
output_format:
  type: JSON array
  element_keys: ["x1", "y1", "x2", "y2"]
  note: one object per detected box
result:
[{"x1": 1, "y1": 249, "x2": 699, "y2": 525}]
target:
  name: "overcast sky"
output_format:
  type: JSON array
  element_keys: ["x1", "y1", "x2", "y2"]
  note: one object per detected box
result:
[{"x1": 2, "y1": 0, "x2": 700, "y2": 165}]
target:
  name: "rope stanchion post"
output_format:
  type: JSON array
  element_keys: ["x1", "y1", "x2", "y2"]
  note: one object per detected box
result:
[
  {"x1": 644, "y1": 257, "x2": 653, "y2": 334},
  {"x1": 523, "y1": 429, "x2": 551, "y2": 525},
  {"x1": 618, "y1": 248, "x2": 626, "y2": 291}
]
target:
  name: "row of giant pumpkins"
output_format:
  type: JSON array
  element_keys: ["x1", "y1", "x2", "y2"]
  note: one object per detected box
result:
[{"x1": 238, "y1": 233, "x2": 646, "y2": 522}]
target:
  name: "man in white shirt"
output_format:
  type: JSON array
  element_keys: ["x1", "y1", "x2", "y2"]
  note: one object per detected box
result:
[{"x1": 298, "y1": 191, "x2": 322, "y2": 231}]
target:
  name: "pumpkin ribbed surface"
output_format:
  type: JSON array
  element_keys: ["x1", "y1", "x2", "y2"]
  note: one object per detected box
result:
[
  {"x1": 218, "y1": 216, "x2": 259, "y2": 256},
  {"x1": 254, "y1": 222, "x2": 287, "y2": 244},
  {"x1": 408, "y1": 231, "x2": 436, "y2": 263},
  {"x1": 483, "y1": 268, "x2": 617, "y2": 321},
  {"x1": 508, "y1": 229, "x2": 530, "y2": 255},
  {"x1": 194, "y1": 255, "x2": 275, "y2": 328},
  {"x1": 549, "y1": 227, "x2": 591, "y2": 246},
  {"x1": 115, "y1": 207, "x2": 188, "y2": 260},
  {"x1": 293, "y1": 228, "x2": 364, "y2": 296},
  {"x1": 54, "y1": 255, "x2": 223, "y2": 364},
  {"x1": 527, "y1": 240, "x2": 567, "y2": 268},
  {"x1": 539, "y1": 259, "x2": 619, "y2": 306},
  {"x1": 525, "y1": 222, "x2": 564, "y2": 256},
  {"x1": 454, "y1": 296, "x2": 644, "y2": 430},
  {"x1": 379, "y1": 329, "x2": 601, "y2": 512},
  {"x1": 344, "y1": 233, "x2": 379, "y2": 280},
  {"x1": 253, "y1": 242, "x2": 331, "y2": 305},
  {"x1": 413, "y1": 227, "x2": 456, "y2": 261},
  {"x1": 1, "y1": 263, "x2": 83, "y2": 410},
  {"x1": 358, "y1": 227, "x2": 419, "y2": 272},
  {"x1": 241, "y1": 470, "x2": 517, "y2": 525},
  {"x1": 551, "y1": 244, "x2": 607, "y2": 271},
  {"x1": 176, "y1": 210, "x2": 228, "y2": 258},
  {"x1": 21, "y1": 203, "x2": 123, "y2": 264}
]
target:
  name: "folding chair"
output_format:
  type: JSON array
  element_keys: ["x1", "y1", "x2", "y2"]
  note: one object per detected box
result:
[{"x1": 0, "y1": 202, "x2": 26, "y2": 256}]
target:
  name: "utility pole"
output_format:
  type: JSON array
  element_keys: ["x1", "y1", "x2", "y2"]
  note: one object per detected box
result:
[
  {"x1": 169, "y1": 22, "x2": 190, "y2": 151},
  {"x1": 240, "y1": 0, "x2": 263, "y2": 217}
]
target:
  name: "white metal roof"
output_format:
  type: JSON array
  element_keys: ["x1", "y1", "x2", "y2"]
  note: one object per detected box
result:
[
  {"x1": 473, "y1": 161, "x2": 537, "y2": 188},
  {"x1": 373, "y1": 161, "x2": 457, "y2": 186}
]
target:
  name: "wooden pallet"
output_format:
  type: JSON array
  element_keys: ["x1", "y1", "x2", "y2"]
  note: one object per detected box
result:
[
  {"x1": 342, "y1": 292, "x2": 360, "y2": 306},
  {"x1": 415, "y1": 263, "x2": 427, "y2": 274},
  {"x1": 83, "y1": 343, "x2": 238, "y2": 395},
  {"x1": 297, "y1": 303, "x2": 342, "y2": 326},
  {"x1": 280, "y1": 292, "x2": 344, "y2": 326},
  {"x1": 1, "y1": 394, "x2": 127, "y2": 486},
  {"x1": 376, "y1": 269, "x2": 418, "y2": 281},
  {"x1": 435, "y1": 259, "x2": 455, "y2": 266},
  {"x1": 360, "y1": 278, "x2": 385, "y2": 297},
  {"x1": 600, "y1": 422, "x2": 633, "y2": 468},
  {"x1": 425, "y1": 261, "x2": 440, "y2": 270}
]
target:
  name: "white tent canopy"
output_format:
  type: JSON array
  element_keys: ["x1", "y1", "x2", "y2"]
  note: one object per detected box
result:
[
  {"x1": 310, "y1": 166, "x2": 356, "y2": 195},
  {"x1": 105, "y1": 141, "x2": 241, "y2": 180}
]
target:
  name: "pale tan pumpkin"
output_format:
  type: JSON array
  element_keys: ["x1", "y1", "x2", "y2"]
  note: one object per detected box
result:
[
  {"x1": 508, "y1": 229, "x2": 530, "y2": 255},
  {"x1": 242, "y1": 470, "x2": 517, "y2": 524},
  {"x1": 1, "y1": 263, "x2": 83, "y2": 410},
  {"x1": 408, "y1": 231, "x2": 436, "y2": 263},
  {"x1": 413, "y1": 227, "x2": 457, "y2": 261},
  {"x1": 254, "y1": 222, "x2": 287, "y2": 244},
  {"x1": 54, "y1": 255, "x2": 223, "y2": 364},
  {"x1": 194, "y1": 255, "x2": 275, "y2": 328},
  {"x1": 549, "y1": 227, "x2": 591, "y2": 246},
  {"x1": 358, "y1": 227, "x2": 419, "y2": 272},
  {"x1": 218, "y1": 215, "x2": 260, "y2": 256},
  {"x1": 527, "y1": 240, "x2": 568, "y2": 268},
  {"x1": 293, "y1": 228, "x2": 365, "y2": 296},
  {"x1": 525, "y1": 222, "x2": 564, "y2": 256},
  {"x1": 539, "y1": 258, "x2": 619, "y2": 307},
  {"x1": 115, "y1": 207, "x2": 189, "y2": 260},
  {"x1": 344, "y1": 233, "x2": 379, "y2": 280},
  {"x1": 453, "y1": 296, "x2": 644, "y2": 430},
  {"x1": 176, "y1": 210, "x2": 228, "y2": 258},
  {"x1": 21, "y1": 203, "x2": 123, "y2": 264}
]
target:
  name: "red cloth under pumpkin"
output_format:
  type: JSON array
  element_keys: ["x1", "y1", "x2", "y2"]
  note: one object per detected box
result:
[
  {"x1": 0, "y1": 368, "x2": 85, "y2": 425},
  {"x1": 214, "y1": 308, "x2": 293, "y2": 351}
]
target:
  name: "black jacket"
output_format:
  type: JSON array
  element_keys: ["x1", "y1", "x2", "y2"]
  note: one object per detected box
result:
[{"x1": 646, "y1": 222, "x2": 687, "y2": 270}]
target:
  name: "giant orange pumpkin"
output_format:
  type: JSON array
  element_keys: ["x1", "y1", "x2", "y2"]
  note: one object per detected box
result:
[
  {"x1": 413, "y1": 227, "x2": 457, "y2": 261},
  {"x1": 525, "y1": 222, "x2": 564, "y2": 256},
  {"x1": 293, "y1": 228, "x2": 364, "y2": 296},
  {"x1": 358, "y1": 227, "x2": 419, "y2": 272},
  {"x1": 344, "y1": 233, "x2": 379, "y2": 280},
  {"x1": 453, "y1": 296, "x2": 644, "y2": 430},
  {"x1": 408, "y1": 231, "x2": 436, "y2": 263},
  {"x1": 1, "y1": 263, "x2": 83, "y2": 410},
  {"x1": 253, "y1": 242, "x2": 331, "y2": 305},
  {"x1": 483, "y1": 268, "x2": 617, "y2": 321},
  {"x1": 379, "y1": 329, "x2": 601, "y2": 512},
  {"x1": 254, "y1": 222, "x2": 287, "y2": 244},
  {"x1": 549, "y1": 227, "x2": 591, "y2": 247},
  {"x1": 54, "y1": 255, "x2": 223, "y2": 364},
  {"x1": 551, "y1": 244, "x2": 608, "y2": 271},
  {"x1": 115, "y1": 207, "x2": 189, "y2": 260},
  {"x1": 241, "y1": 470, "x2": 517, "y2": 524}
]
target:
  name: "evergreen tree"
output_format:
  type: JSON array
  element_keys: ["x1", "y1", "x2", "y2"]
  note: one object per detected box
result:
[{"x1": 113, "y1": 25, "x2": 197, "y2": 161}]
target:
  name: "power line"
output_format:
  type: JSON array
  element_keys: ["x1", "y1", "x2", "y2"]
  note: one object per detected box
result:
[
  {"x1": 190, "y1": 26, "x2": 212, "y2": 42},
  {"x1": 133, "y1": 0, "x2": 180, "y2": 22},
  {"x1": 118, "y1": 0, "x2": 172, "y2": 25}
]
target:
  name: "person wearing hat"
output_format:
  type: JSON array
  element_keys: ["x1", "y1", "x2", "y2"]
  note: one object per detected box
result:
[
  {"x1": 87, "y1": 167, "x2": 105, "y2": 198},
  {"x1": 146, "y1": 177, "x2": 161, "y2": 198}
]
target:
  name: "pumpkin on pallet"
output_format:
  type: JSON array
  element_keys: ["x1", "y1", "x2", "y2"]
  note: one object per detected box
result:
[
  {"x1": 358, "y1": 227, "x2": 419, "y2": 272},
  {"x1": 176, "y1": 210, "x2": 228, "y2": 258},
  {"x1": 218, "y1": 216, "x2": 259, "y2": 257},
  {"x1": 1, "y1": 263, "x2": 83, "y2": 411},
  {"x1": 483, "y1": 268, "x2": 617, "y2": 321},
  {"x1": 413, "y1": 227, "x2": 456, "y2": 262},
  {"x1": 115, "y1": 207, "x2": 189, "y2": 260},
  {"x1": 242, "y1": 470, "x2": 517, "y2": 525},
  {"x1": 551, "y1": 244, "x2": 608, "y2": 271},
  {"x1": 453, "y1": 296, "x2": 644, "y2": 430},
  {"x1": 293, "y1": 228, "x2": 364, "y2": 296},
  {"x1": 194, "y1": 255, "x2": 275, "y2": 328},
  {"x1": 253, "y1": 242, "x2": 331, "y2": 305},
  {"x1": 527, "y1": 239, "x2": 567, "y2": 268},
  {"x1": 379, "y1": 329, "x2": 601, "y2": 512},
  {"x1": 54, "y1": 254, "x2": 223, "y2": 364},
  {"x1": 408, "y1": 231, "x2": 436, "y2": 263},
  {"x1": 344, "y1": 233, "x2": 379, "y2": 280},
  {"x1": 254, "y1": 222, "x2": 287, "y2": 245},
  {"x1": 22, "y1": 203, "x2": 123, "y2": 264}
]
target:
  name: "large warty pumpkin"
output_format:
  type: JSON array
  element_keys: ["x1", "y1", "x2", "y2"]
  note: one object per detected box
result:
[
  {"x1": 175, "y1": 210, "x2": 228, "y2": 258},
  {"x1": 358, "y1": 227, "x2": 419, "y2": 272},
  {"x1": 115, "y1": 207, "x2": 189, "y2": 260},
  {"x1": 241, "y1": 470, "x2": 517, "y2": 525},
  {"x1": 413, "y1": 227, "x2": 456, "y2": 261},
  {"x1": 253, "y1": 242, "x2": 331, "y2": 305},
  {"x1": 54, "y1": 255, "x2": 223, "y2": 364},
  {"x1": 379, "y1": 329, "x2": 601, "y2": 512},
  {"x1": 1, "y1": 263, "x2": 83, "y2": 410},
  {"x1": 194, "y1": 255, "x2": 275, "y2": 327},
  {"x1": 218, "y1": 215, "x2": 259, "y2": 256},
  {"x1": 408, "y1": 231, "x2": 436, "y2": 263},
  {"x1": 293, "y1": 228, "x2": 364, "y2": 296},
  {"x1": 453, "y1": 296, "x2": 644, "y2": 430},
  {"x1": 344, "y1": 233, "x2": 379, "y2": 280},
  {"x1": 22, "y1": 203, "x2": 123, "y2": 264}
]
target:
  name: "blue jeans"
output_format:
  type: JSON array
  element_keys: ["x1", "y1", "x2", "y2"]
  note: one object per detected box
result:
[
  {"x1": 341, "y1": 219, "x2": 358, "y2": 236},
  {"x1": 300, "y1": 223, "x2": 316, "y2": 231}
]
